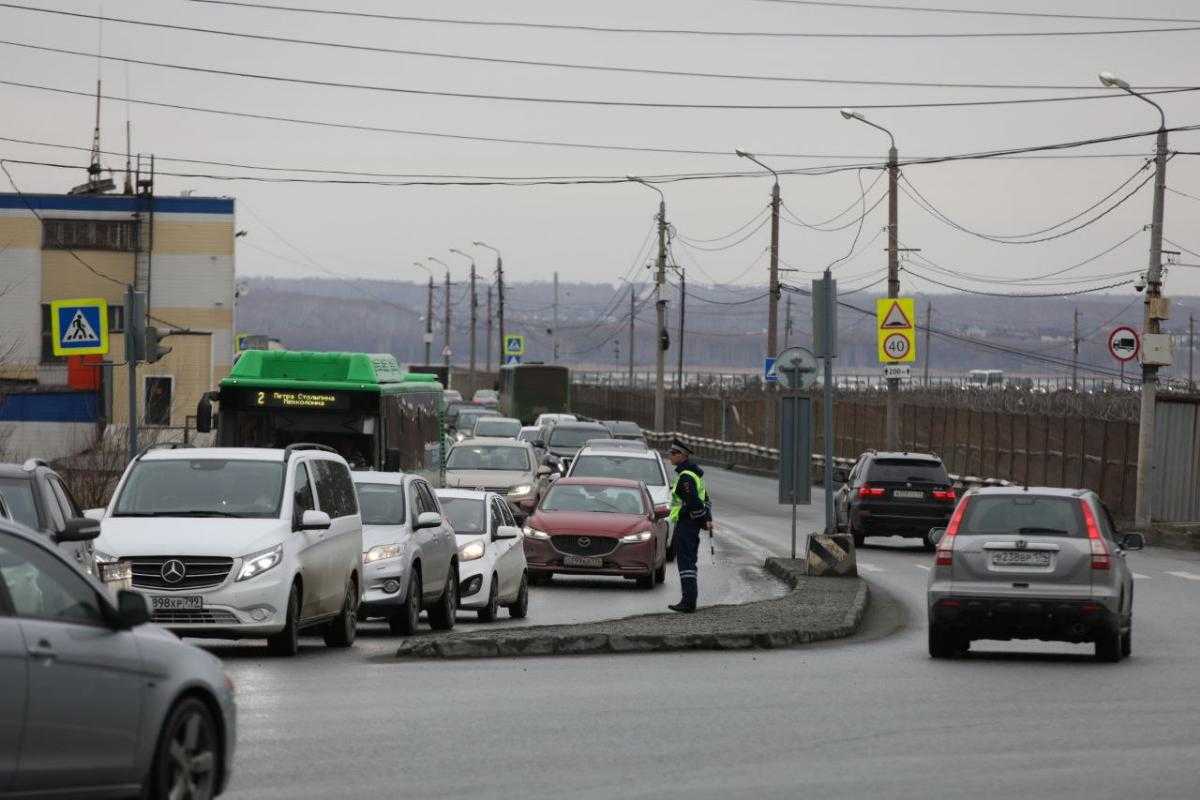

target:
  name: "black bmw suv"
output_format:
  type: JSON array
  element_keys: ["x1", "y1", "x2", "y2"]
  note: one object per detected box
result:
[{"x1": 834, "y1": 451, "x2": 956, "y2": 550}]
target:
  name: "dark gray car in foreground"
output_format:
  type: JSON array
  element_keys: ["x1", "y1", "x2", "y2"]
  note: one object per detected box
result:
[{"x1": 0, "y1": 518, "x2": 236, "y2": 798}]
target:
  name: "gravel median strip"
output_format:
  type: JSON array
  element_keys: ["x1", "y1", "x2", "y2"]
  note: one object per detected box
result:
[{"x1": 394, "y1": 558, "x2": 869, "y2": 660}]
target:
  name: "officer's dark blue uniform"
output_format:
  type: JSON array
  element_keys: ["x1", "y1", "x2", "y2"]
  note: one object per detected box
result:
[{"x1": 666, "y1": 440, "x2": 710, "y2": 614}]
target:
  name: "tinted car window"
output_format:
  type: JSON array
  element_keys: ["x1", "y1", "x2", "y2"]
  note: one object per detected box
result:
[
  {"x1": 958, "y1": 496, "x2": 1084, "y2": 538},
  {"x1": 447, "y1": 445, "x2": 531, "y2": 471},
  {"x1": 439, "y1": 497, "x2": 486, "y2": 536},
  {"x1": 114, "y1": 459, "x2": 284, "y2": 518},
  {"x1": 355, "y1": 482, "x2": 406, "y2": 525},
  {"x1": 473, "y1": 418, "x2": 521, "y2": 438},
  {"x1": 293, "y1": 462, "x2": 315, "y2": 513},
  {"x1": 571, "y1": 455, "x2": 664, "y2": 486},
  {"x1": 312, "y1": 459, "x2": 358, "y2": 518},
  {"x1": 0, "y1": 477, "x2": 41, "y2": 529},
  {"x1": 548, "y1": 426, "x2": 610, "y2": 448},
  {"x1": 0, "y1": 532, "x2": 106, "y2": 626},
  {"x1": 48, "y1": 476, "x2": 82, "y2": 520},
  {"x1": 865, "y1": 459, "x2": 949, "y2": 485}
]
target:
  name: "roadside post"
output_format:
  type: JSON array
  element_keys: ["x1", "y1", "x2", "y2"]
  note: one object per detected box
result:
[
  {"x1": 776, "y1": 347, "x2": 816, "y2": 559},
  {"x1": 812, "y1": 274, "x2": 837, "y2": 536}
]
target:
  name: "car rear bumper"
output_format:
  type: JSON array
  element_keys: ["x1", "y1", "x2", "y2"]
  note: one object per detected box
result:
[
  {"x1": 929, "y1": 595, "x2": 1119, "y2": 643},
  {"x1": 853, "y1": 506, "x2": 951, "y2": 537}
]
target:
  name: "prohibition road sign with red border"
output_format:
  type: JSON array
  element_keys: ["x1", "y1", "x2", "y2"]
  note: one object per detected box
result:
[{"x1": 1108, "y1": 326, "x2": 1140, "y2": 362}]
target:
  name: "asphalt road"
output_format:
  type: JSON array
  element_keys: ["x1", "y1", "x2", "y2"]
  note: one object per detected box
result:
[{"x1": 216, "y1": 466, "x2": 1200, "y2": 799}]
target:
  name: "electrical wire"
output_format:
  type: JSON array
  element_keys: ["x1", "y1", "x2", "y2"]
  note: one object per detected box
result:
[
  {"x1": 826, "y1": 168, "x2": 871, "y2": 273},
  {"x1": 752, "y1": 0, "x2": 1200, "y2": 24},
  {"x1": 907, "y1": 248, "x2": 1143, "y2": 287},
  {"x1": 782, "y1": 185, "x2": 886, "y2": 233},
  {"x1": 188, "y1": 0, "x2": 1200, "y2": 39},
  {"x1": 676, "y1": 206, "x2": 770, "y2": 245},
  {"x1": 781, "y1": 171, "x2": 885, "y2": 228},
  {"x1": 8, "y1": 3, "x2": 1196, "y2": 92},
  {"x1": 16, "y1": 39, "x2": 1200, "y2": 112},
  {"x1": 902, "y1": 267, "x2": 1134, "y2": 297},
  {"x1": 673, "y1": 215, "x2": 771, "y2": 252}
]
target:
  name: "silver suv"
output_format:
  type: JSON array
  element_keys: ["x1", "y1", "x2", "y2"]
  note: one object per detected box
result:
[{"x1": 927, "y1": 487, "x2": 1143, "y2": 662}]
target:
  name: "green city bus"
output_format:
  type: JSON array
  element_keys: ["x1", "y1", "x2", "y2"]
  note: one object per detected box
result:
[
  {"x1": 196, "y1": 351, "x2": 445, "y2": 481},
  {"x1": 499, "y1": 363, "x2": 570, "y2": 425}
]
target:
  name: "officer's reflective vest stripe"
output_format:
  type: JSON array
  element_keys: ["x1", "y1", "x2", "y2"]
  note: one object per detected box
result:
[{"x1": 669, "y1": 469, "x2": 707, "y2": 523}]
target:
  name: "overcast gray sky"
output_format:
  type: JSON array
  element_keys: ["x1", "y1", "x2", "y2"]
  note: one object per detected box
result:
[{"x1": 5, "y1": 0, "x2": 1200, "y2": 304}]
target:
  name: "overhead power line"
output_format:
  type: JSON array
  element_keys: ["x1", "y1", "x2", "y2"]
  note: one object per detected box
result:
[
  {"x1": 11, "y1": 39, "x2": 1200, "y2": 112},
  {"x1": 902, "y1": 268, "x2": 1135, "y2": 298},
  {"x1": 752, "y1": 0, "x2": 1200, "y2": 24},
  {"x1": 189, "y1": 0, "x2": 1200, "y2": 39},
  {"x1": 6, "y1": 3, "x2": 1196, "y2": 92}
]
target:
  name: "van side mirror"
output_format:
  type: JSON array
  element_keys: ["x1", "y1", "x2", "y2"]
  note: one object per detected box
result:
[
  {"x1": 298, "y1": 510, "x2": 332, "y2": 531},
  {"x1": 114, "y1": 590, "x2": 151, "y2": 629},
  {"x1": 1119, "y1": 532, "x2": 1145, "y2": 551},
  {"x1": 494, "y1": 525, "x2": 521, "y2": 540},
  {"x1": 415, "y1": 511, "x2": 443, "y2": 530},
  {"x1": 55, "y1": 517, "x2": 101, "y2": 543},
  {"x1": 84, "y1": 508, "x2": 105, "y2": 521}
]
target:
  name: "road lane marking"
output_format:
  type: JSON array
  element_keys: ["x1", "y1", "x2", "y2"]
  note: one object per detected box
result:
[
  {"x1": 857, "y1": 562, "x2": 884, "y2": 573},
  {"x1": 1165, "y1": 570, "x2": 1200, "y2": 581},
  {"x1": 1132, "y1": 572, "x2": 1151, "y2": 579},
  {"x1": 914, "y1": 564, "x2": 931, "y2": 571}
]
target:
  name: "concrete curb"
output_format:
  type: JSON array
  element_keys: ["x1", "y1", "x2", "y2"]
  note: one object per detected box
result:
[{"x1": 394, "y1": 559, "x2": 869, "y2": 661}]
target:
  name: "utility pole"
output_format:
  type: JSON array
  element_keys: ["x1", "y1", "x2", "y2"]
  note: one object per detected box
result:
[
  {"x1": 923, "y1": 301, "x2": 932, "y2": 386},
  {"x1": 628, "y1": 284, "x2": 636, "y2": 386},
  {"x1": 629, "y1": 176, "x2": 668, "y2": 432},
  {"x1": 1101, "y1": 72, "x2": 1168, "y2": 530},
  {"x1": 474, "y1": 242, "x2": 504, "y2": 367},
  {"x1": 675, "y1": 268, "x2": 686, "y2": 428},
  {"x1": 1189, "y1": 314, "x2": 1195, "y2": 391},
  {"x1": 1071, "y1": 307, "x2": 1080, "y2": 392},
  {"x1": 425, "y1": 276, "x2": 434, "y2": 365},
  {"x1": 736, "y1": 150, "x2": 782, "y2": 363},
  {"x1": 553, "y1": 271, "x2": 560, "y2": 360},
  {"x1": 469, "y1": 262, "x2": 477, "y2": 377},
  {"x1": 486, "y1": 286, "x2": 493, "y2": 374},
  {"x1": 783, "y1": 294, "x2": 792, "y2": 349},
  {"x1": 443, "y1": 270, "x2": 451, "y2": 369}
]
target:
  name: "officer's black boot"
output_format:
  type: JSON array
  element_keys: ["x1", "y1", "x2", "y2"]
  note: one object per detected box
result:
[{"x1": 669, "y1": 577, "x2": 697, "y2": 613}]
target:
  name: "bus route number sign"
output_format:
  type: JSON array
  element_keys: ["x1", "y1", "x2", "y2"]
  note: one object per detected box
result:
[{"x1": 251, "y1": 389, "x2": 351, "y2": 411}]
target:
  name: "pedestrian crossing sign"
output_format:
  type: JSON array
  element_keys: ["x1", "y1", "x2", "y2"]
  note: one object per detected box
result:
[
  {"x1": 504, "y1": 334, "x2": 525, "y2": 356},
  {"x1": 504, "y1": 354, "x2": 522, "y2": 366},
  {"x1": 50, "y1": 297, "x2": 109, "y2": 356}
]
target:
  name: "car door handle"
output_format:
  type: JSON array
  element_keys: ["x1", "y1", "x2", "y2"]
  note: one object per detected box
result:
[{"x1": 28, "y1": 639, "x2": 56, "y2": 661}]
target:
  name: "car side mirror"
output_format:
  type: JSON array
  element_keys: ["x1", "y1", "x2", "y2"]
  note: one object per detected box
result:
[
  {"x1": 536, "y1": 465, "x2": 552, "y2": 477},
  {"x1": 84, "y1": 508, "x2": 105, "y2": 521},
  {"x1": 115, "y1": 590, "x2": 151, "y2": 629},
  {"x1": 1120, "y1": 532, "x2": 1145, "y2": 551},
  {"x1": 494, "y1": 524, "x2": 521, "y2": 540},
  {"x1": 654, "y1": 506, "x2": 670, "y2": 520},
  {"x1": 56, "y1": 517, "x2": 101, "y2": 543},
  {"x1": 415, "y1": 511, "x2": 443, "y2": 530},
  {"x1": 298, "y1": 510, "x2": 332, "y2": 531},
  {"x1": 927, "y1": 527, "x2": 946, "y2": 546},
  {"x1": 834, "y1": 468, "x2": 850, "y2": 484}
]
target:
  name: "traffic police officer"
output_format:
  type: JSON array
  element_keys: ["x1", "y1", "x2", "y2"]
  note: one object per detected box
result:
[{"x1": 666, "y1": 439, "x2": 710, "y2": 614}]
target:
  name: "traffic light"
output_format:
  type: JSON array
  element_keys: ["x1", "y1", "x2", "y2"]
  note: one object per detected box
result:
[{"x1": 144, "y1": 326, "x2": 172, "y2": 363}]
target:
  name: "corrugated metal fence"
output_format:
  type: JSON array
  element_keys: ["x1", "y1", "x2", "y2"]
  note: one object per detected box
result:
[{"x1": 1153, "y1": 397, "x2": 1200, "y2": 523}]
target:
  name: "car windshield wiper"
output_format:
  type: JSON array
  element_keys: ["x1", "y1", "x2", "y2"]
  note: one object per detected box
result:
[
  {"x1": 1017, "y1": 526, "x2": 1070, "y2": 535},
  {"x1": 116, "y1": 510, "x2": 247, "y2": 518}
]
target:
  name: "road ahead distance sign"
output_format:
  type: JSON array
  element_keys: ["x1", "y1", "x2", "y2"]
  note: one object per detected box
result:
[
  {"x1": 50, "y1": 297, "x2": 109, "y2": 356},
  {"x1": 876, "y1": 297, "x2": 916, "y2": 364},
  {"x1": 1108, "y1": 326, "x2": 1140, "y2": 362}
]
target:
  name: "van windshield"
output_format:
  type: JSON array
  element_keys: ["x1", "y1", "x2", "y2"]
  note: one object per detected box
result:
[{"x1": 113, "y1": 459, "x2": 285, "y2": 518}]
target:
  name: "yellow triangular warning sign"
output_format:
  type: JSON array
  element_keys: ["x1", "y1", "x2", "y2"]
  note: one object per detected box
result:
[{"x1": 880, "y1": 301, "x2": 912, "y2": 329}]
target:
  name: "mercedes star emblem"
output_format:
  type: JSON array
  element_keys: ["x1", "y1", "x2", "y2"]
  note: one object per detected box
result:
[{"x1": 161, "y1": 559, "x2": 186, "y2": 584}]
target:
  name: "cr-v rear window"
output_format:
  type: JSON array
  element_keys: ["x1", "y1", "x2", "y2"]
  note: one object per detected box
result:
[
  {"x1": 865, "y1": 459, "x2": 949, "y2": 485},
  {"x1": 957, "y1": 495, "x2": 1084, "y2": 538}
]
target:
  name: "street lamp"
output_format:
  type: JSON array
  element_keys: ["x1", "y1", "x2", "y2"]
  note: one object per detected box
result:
[
  {"x1": 429, "y1": 256, "x2": 452, "y2": 368},
  {"x1": 842, "y1": 107, "x2": 901, "y2": 451},
  {"x1": 474, "y1": 241, "x2": 505, "y2": 368},
  {"x1": 412, "y1": 261, "x2": 434, "y2": 365},
  {"x1": 736, "y1": 149, "x2": 783, "y2": 386},
  {"x1": 627, "y1": 176, "x2": 668, "y2": 433},
  {"x1": 450, "y1": 249, "x2": 478, "y2": 377},
  {"x1": 1100, "y1": 70, "x2": 1169, "y2": 530}
]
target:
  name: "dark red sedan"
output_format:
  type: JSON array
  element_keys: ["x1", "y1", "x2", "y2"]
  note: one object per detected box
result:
[{"x1": 522, "y1": 477, "x2": 670, "y2": 589}]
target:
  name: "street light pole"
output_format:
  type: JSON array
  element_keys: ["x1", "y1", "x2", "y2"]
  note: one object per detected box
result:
[
  {"x1": 1101, "y1": 71, "x2": 1169, "y2": 530},
  {"x1": 429, "y1": 256, "x2": 451, "y2": 371},
  {"x1": 629, "y1": 176, "x2": 668, "y2": 433},
  {"x1": 411, "y1": 261, "x2": 434, "y2": 365},
  {"x1": 450, "y1": 249, "x2": 477, "y2": 379},
  {"x1": 736, "y1": 150, "x2": 782, "y2": 365},
  {"x1": 474, "y1": 242, "x2": 504, "y2": 367},
  {"x1": 841, "y1": 109, "x2": 901, "y2": 450}
]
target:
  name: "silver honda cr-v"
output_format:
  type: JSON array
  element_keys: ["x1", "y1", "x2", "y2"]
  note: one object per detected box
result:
[{"x1": 926, "y1": 486, "x2": 1143, "y2": 662}]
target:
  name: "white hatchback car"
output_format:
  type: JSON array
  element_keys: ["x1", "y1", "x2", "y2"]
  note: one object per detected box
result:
[
  {"x1": 96, "y1": 443, "x2": 363, "y2": 656},
  {"x1": 436, "y1": 488, "x2": 529, "y2": 621},
  {"x1": 353, "y1": 471, "x2": 459, "y2": 635},
  {"x1": 567, "y1": 444, "x2": 675, "y2": 559}
]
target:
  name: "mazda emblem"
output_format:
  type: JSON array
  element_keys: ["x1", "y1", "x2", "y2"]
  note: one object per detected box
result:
[
  {"x1": 161, "y1": 559, "x2": 186, "y2": 584},
  {"x1": 577, "y1": 537, "x2": 591, "y2": 548}
]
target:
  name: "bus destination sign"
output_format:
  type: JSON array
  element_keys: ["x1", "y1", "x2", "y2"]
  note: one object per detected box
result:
[{"x1": 251, "y1": 389, "x2": 351, "y2": 411}]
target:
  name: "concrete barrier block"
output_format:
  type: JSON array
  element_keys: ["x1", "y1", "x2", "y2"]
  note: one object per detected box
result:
[{"x1": 806, "y1": 533, "x2": 858, "y2": 577}]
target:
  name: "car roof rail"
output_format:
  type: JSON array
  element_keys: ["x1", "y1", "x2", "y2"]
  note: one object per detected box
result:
[
  {"x1": 283, "y1": 442, "x2": 339, "y2": 461},
  {"x1": 136, "y1": 442, "x2": 194, "y2": 459},
  {"x1": 21, "y1": 457, "x2": 51, "y2": 472}
]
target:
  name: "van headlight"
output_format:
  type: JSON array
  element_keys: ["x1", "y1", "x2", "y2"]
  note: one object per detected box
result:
[
  {"x1": 620, "y1": 531, "x2": 652, "y2": 544},
  {"x1": 237, "y1": 544, "x2": 283, "y2": 581},
  {"x1": 458, "y1": 539, "x2": 486, "y2": 561},
  {"x1": 364, "y1": 543, "x2": 402, "y2": 563}
]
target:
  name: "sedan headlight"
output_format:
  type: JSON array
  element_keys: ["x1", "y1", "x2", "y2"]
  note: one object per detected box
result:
[
  {"x1": 364, "y1": 543, "x2": 402, "y2": 563},
  {"x1": 94, "y1": 550, "x2": 116, "y2": 564},
  {"x1": 237, "y1": 544, "x2": 283, "y2": 582},
  {"x1": 619, "y1": 531, "x2": 653, "y2": 544},
  {"x1": 459, "y1": 539, "x2": 486, "y2": 561},
  {"x1": 523, "y1": 525, "x2": 550, "y2": 540},
  {"x1": 507, "y1": 484, "x2": 533, "y2": 497}
]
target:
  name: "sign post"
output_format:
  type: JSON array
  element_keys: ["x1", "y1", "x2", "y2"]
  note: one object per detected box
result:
[
  {"x1": 777, "y1": 346, "x2": 817, "y2": 560},
  {"x1": 812, "y1": 275, "x2": 838, "y2": 540}
]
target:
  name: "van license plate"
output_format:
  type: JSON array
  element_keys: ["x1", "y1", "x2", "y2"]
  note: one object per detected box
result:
[
  {"x1": 991, "y1": 551, "x2": 1051, "y2": 568},
  {"x1": 892, "y1": 490, "x2": 924, "y2": 499},
  {"x1": 563, "y1": 556, "x2": 603, "y2": 568},
  {"x1": 150, "y1": 595, "x2": 203, "y2": 610}
]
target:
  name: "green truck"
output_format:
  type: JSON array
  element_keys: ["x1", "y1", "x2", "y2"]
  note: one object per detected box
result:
[
  {"x1": 499, "y1": 363, "x2": 570, "y2": 425},
  {"x1": 197, "y1": 351, "x2": 445, "y2": 482}
]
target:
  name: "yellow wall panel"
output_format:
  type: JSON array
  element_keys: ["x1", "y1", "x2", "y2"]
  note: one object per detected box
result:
[
  {"x1": 153, "y1": 220, "x2": 235, "y2": 255},
  {"x1": 41, "y1": 252, "x2": 134, "y2": 302}
]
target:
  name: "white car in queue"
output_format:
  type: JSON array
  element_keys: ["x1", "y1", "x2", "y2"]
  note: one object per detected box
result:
[
  {"x1": 436, "y1": 488, "x2": 529, "y2": 621},
  {"x1": 353, "y1": 471, "x2": 459, "y2": 635},
  {"x1": 566, "y1": 443, "x2": 676, "y2": 559},
  {"x1": 94, "y1": 443, "x2": 363, "y2": 657}
]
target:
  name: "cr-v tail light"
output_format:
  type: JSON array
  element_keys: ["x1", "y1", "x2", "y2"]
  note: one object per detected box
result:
[
  {"x1": 935, "y1": 497, "x2": 970, "y2": 567},
  {"x1": 858, "y1": 485, "x2": 886, "y2": 498},
  {"x1": 1080, "y1": 501, "x2": 1110, "y2": 570}
]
